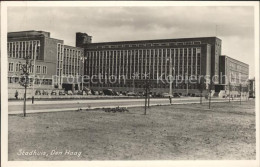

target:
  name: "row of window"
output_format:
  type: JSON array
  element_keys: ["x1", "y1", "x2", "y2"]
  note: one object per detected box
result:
[
  {"x1": 8, "y1": 62, "x2": 47, "y2": 74},
  {"x1": 88, "y1": 48, "x2": 201, "y2": 56},
  {"x1": 229, "y1": 62, "x2": 249, "y2": 72},
  {"x1": 94, "y1": 41, "x2": 202, "y2": 49},
  {"x1": 7, "y1": 40, "x2": 41, "y2": 60},
  {"x1": 88, "y1": 81, "x2": 201, "y2": 89},
  {"x1": 57, "y1": 44, "x2": 83, "y2": 77},
  {"x1": 8, "y1": 77, "x2": 52, "y2": 85},
  {"x1": 85, "y1": 47, "x2": 202, "y2": 79}
]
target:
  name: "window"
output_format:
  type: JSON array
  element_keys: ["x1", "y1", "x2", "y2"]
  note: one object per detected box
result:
[
  {"x1": 185, "y1": 41, "x2": 192, "y2": 45},
  {"x1": 42, "y1": 66, "x2": 47, "y2": 74},
  {"x1": 9, "y1": 63, "x2": 14, "y2": 72},
  {"x1": 193, "y1": 41, "x2": 201, "y2": 45},
  {"x1": 197, "y1": 48, "x2": 201, "y2": 54},
  {"x1": 160, "y1": 43, "x2": 169, "y2": 46},
  {"x1": 36, "y1": 65, "x2": 41, "y2": 74},
  {"x1": 177, "y1": 42, "x2": 184, "y2": 45},
  {"x1": 138, "y1": 44, "x2": 146, "y2": 47},
  {"x1": 16, "y1": 63, "x2": 19, "y2": 72},
  {"x1": 29, "y1": 65, "x2": 33, "y2": 73},
  {"x1": 169, "y1": 42, "x2": 176, "y2": 46}
]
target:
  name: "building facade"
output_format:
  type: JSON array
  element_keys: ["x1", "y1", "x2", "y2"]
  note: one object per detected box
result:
[
  {"x1": 77, "y1": 34, "x2": 222, "y2": 95},
  {"x1": 219, "y1": 55, "x2": 249, "y2": 91},
  {"x1": 7, "y1": 30, "x2": 250, "y2": 97},
  {"x1": 8, "y1": 30, "x2": 84, "y2": 97},
  {"x1": 248, "y1": 78, "x2": 255, "y2": 98}
]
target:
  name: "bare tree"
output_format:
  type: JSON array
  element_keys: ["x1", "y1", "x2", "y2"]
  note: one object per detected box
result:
[
  {"x1": 19, "y1": 55, "x2": 33, "y2": 117},
  {"x1": 239, "y1": 84, "x2": 242, "y2": 105},
  {"x1": 197, "y1": 77, "x2": 206, "y2": 105},
  {"x1": 208, "y1": 83, "x2": 212, "y2": 109},
  {"x1": 143, "y1": 75, "x2": 152, "y2": 115}
]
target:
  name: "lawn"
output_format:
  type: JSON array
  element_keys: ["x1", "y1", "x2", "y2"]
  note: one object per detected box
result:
[{"x1": 8, "y1": 100, "x2": 256, "y2": 160}]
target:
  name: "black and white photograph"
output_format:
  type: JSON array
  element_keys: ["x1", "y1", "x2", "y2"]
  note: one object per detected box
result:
[{"x1": 1, "y1": 1, "x2": 259, "y2": 167}]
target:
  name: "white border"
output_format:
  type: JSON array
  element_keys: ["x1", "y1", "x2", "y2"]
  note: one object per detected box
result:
[{"x1": 1, "y1": 1, "x2": 259, "y2": 167}]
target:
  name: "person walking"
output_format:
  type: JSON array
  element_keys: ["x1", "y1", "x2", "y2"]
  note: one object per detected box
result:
[
  {"x1": 15, "y1": 90, "x2": 18, "y2": 100},
  {"x1": 169, "y1": 96, "x2": 172, "y2": 104}
]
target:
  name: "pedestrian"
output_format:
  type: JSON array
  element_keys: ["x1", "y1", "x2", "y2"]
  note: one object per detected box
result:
[
  {"x1": 15, "y1": 90, "x2": 18, "y2": 100},
  {"x1": 169, "y1": 96, "x2": 172, "y2": 104}
]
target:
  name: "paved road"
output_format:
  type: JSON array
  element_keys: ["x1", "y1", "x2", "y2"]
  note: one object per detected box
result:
[{"x1": 8, "y1": 97, "x2": 248, "y2": 115}]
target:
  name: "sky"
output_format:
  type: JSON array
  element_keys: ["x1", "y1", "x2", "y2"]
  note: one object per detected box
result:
[{"x1": 7, "y1": 6, "x2": 255, "y2": 78}]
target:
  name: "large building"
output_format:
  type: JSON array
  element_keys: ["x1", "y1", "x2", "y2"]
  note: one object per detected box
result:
[
  {"x1": 219, "y1": 55, "x2": 249, "y2": 89},
  {"x1": 77, "y1": 33, "x2": 224, "y2": 95},
  {"x1": 7, "y1": 30, "x2": 250, "y2": 97},
  {"x1": 7, "y1": 30, "x2": 84, "y2": 97},
  {"x1": 248, "y1": 78, "x2": 255, "y2": 98},
  {"x1": 218, "y1": 55, "x2": 249, "y2": 96}
]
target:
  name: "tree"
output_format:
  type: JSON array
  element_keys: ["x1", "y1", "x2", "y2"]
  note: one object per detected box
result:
[
  {"x1": 208, "y1": 83, "x2": 212, "y2": 109},
  {"x1": 228, "y1": 82, "x2": 231, "y2": 102},
  {"x1": 19, "y1": 55, "x2": 33, "y2": 117},
  {"x1": 143, "y1": 75, "x2": 152, "y2": 115},
  {"x1": 239, "y1": 84, "x2": 242, "y2": 105},
  {"x1": 197, "y1": 77, "x2": 206, "y2": 104}
]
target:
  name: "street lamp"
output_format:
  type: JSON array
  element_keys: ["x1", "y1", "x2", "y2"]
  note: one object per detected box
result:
[
  {"x1": 169, "y1": 67, "x2": 175, "y2": 95},
  {"x1": 229, "y1": 82, "x2": 231, "y2": 102},
  {"x1": 80, "y1": 56, "x2": 86, "y2": 91},
  {"x1": 240, "y1": 84, "x2": 242, "y2": 105},
  {"x1": 167, "y1": 57, "x2": 175, "y2": 96},
  {"x1": 185, "y1": 73, "x2": 189, "y2": 96},
  {"x1": 132, "y1": 74, "x2": 135, "y2": 93},
  {"x1": 20, "y1": 55, "x2": 33, "y2": 116},
  {"x1": 32, "y1": 41, "x2": 40, "y2": 104}
]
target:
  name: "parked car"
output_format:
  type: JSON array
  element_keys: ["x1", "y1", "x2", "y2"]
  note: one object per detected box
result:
[
  {"x1": 59, "y1": 90, "x2": 66, "y2": 95},
  {"x1": 173, "y1": 93, "x2": 181, "y2": 98},
  {"x1": 35, "y1": 90, "x2": 41, "y2": 95},
  {"x1": 161, "y1": 93, "x2": 173, "y2": 98},
  {"x1": 83, "y1": 87, "x2": 91, "y2": 95},
  {"x1": 67, "y1": 90, "x2": 73, "y2": 95},
  {"x1": 127, "y1": 92, "x2": 136, "y2": 96},
  {"x1": 152, "y1": 94, "x2": 161, "y2": 98},
  {"x1": 77, "y1": 90, "x2": 84, "y2": 95},
  {"x1": 93, "y1": 91, "x2": 99, "y2": 95},
  {"x1": 113, "y1": 91, "x2": 120, "y2": 96},
  {"x1": 51, "y1": 90, "x2": 57, "y2": 95},
  {"x1": 103, "y1": 89, "x2": 114, "y2": 96},
  {"x1": 143, "y1": 93, "x2": 152, "y2": 97},
  {"x1": 42, "y1": 90, "x2": 49, "y2": 95}
]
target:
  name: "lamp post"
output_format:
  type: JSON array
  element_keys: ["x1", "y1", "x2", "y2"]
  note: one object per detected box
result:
[
  {"x1": 19, "y1": 55, "x2": 33, "y2": 117},
  {"x1": 80, "y1": 56, "x2": 86, "y2": 91},
  {"x1": 132, "y1": 75, "x2": 135, "y2": 93},
  {"x1": 168, "y1": 56, "x2": 172, "y2": 95},
  {"x1": 229, "y1": 82, "x2": 231, "y2": 103},
  {"x1": 167, "y1": 57, "x2": 175, "y2": 96},
  {"x1": 240, "y1": 84, "x2": 242, "y2": 105},
  {"x1": 208, "y1": 83, "x2": 212, "y2": 109},
  {"x1": 32, "y1": 42, "x2": 40, "y2": 104},
  {"x1": 247, "y1": 83, "x2": 249, "y2": 101},
  {"x1": 169, "y1": 67, "x2": 175, "y2": 96},
  {"x1": 185, "y1": 73, "x2": 189, "y2": 96}
]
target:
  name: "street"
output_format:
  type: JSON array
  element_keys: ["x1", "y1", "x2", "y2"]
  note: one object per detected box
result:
[{"x1": 8, "y1": 96, "x2": 248, "y2": 114}]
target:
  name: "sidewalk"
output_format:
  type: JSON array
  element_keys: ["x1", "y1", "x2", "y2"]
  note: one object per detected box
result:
[
  {"x1": 8, "y1": 97, "x2": 200, "y2": 106},
  {"x1": 8, "y1": 98, "x2": 247, "y2": 115}
]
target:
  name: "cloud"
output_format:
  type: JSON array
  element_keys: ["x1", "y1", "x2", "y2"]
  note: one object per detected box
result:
[{"x1": 7, "y1": 6, "x2": 255, "y2": 77}]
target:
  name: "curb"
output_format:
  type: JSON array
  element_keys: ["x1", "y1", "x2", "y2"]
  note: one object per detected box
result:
[{"x1": 8, "y1": 99, "x2": 248, "y2": 115}]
